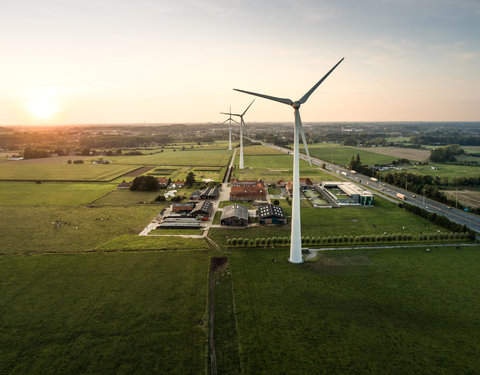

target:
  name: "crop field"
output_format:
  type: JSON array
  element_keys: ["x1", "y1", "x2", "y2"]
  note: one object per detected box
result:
[
  {"x1": 0, "y1": 251, "x2": 208, "y2": 375},
  {"x1": 463, "y1": 146, "x2": 480, "y2": 153},
  {"x1": 0, "y1": 205, "x2": 160, "y2": 254},
  {"x1": 107, "y1": 148, "x2": 232, "y2": 166},
  {"x1": 443, "y1": 190, "x2": 480, "y2": 208},
  {"x1": 0, "y1": 182, "x2": 115, "y2": 205},
  {"x1": 208, "y1": 197, "x2": 445, "y2": 246},
  {"x1": 227, "y1": 246, "x2": 480, "y2": 374},
  {"x1": 300, "y1": 143, "x2": 397, "y2": 165},
  {"x1": 365, "y1": 146, "x2": 430, "y2": 161},
  {"x1": 0, "y1": 163, "x2": 139, "y2": 181}
]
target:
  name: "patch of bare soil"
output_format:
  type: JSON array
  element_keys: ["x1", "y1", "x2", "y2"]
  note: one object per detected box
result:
[
  {"x1": 122, "y1": 166, "x2": 154, "y2": 177},
  {"x1": 308, "y1": 254, "x2": 374, "y2": 274}
]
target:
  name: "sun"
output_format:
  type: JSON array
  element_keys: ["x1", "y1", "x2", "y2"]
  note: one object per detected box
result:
[{"x1": 24, "y1": 88, "x2": 61, "y2": 119}]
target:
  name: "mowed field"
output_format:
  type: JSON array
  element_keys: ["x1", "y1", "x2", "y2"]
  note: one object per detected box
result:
[
  {"x1": 0, "y1": 163, "x2": 139, "y2": 181},
  {"x1": 0, "y1": 251, "x2": 208, "y2": 375},
  {"x1": 0, "y1": 181, "x2": 115, "y2": 205},
  {"x1": 225, "y1": 246, "x2": 480, "y2": 374},
  {"x1": 235, "y1": 146, "x2": 332, "y2": 182},
  {"x1": 107, "y1": 148, "x2": 231, "y2": 166}
]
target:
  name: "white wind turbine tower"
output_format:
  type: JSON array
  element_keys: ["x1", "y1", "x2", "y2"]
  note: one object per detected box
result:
[
  {"x1": 220, "y1": 106, "x2": 239, "y2": 150},
  {"x1": 221, "y1": 99, "x2": 255, "y2": 169},
  {"x1": 234, "y1": 58, "x2": 344, "y2": 263}
]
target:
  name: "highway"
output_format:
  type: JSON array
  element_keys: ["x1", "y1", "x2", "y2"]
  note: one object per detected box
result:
[{"x1": 252, "y1": 139, "x2": 480, "y2": 234}]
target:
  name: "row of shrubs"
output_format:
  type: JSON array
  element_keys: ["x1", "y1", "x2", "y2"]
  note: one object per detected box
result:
[{"x1": 226, "y1": 232, "x2": 474, "y2": 247}]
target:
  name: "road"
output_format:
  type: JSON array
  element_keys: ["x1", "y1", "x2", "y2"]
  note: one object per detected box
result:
[{"x1": 250, "y1": 138, "x2": 480, "y2": 234}]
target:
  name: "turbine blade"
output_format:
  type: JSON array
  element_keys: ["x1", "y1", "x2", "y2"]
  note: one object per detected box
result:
[
  {"x1": 299, "y1": 124, "x2": 311, "y2": 166},
  {"x1": 234, "y1": 88, "x2": 293, "y2": 106},
  {"x1": 222, "y1": 118, "x2": 230, "y2": 124},
  {"x1": 298, "y1": 57, "x2": 344, "y2": 104},
  {"x1": 231, "y1": 118, "x2": 240, "y2": 124},
  {"x1": 241, "y1": 99, "x2": 255, "y2": 116},
  {"x1": 220, "y1": 112, "x2": 231, "y2": 115}
]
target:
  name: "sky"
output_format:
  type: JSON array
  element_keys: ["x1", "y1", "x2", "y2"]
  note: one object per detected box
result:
[{"x1": 1, "y1": 0, "x2": 479, "y2": 125}]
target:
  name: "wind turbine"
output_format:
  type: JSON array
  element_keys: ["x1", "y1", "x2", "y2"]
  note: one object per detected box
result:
[
  {"x1": 234, "y1": 58, "x2": 344, "y2": 263},
  {"x1": 221, "y1": 99, "x2": 255, "y2": 169},
  {"x1": 220, "y1": 106, "x2": 239, "y2": 150}
]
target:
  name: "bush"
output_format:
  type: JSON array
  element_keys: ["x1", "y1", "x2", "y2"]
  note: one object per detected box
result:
[
  {"x1": 273, "y1": 199, "x2": 280, "y2": 205},
  {"x1": 155, "y1": 195, "x2": 166, "y2": 202}
]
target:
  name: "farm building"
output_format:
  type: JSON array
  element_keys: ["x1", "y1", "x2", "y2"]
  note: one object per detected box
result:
[
  {"x1": 276, "y1": 179, "x2": 286, "y2": 188},
  {"x1": 200, "y1": 186, "x2": 220, "y2": 199},
  {"x1": 172, "y1": 202, "x2": 196, "y2": 213},
  {"x1": 230, "y1": 178, "x2": 266, "y2": 201},
  {"x1": 321, "y1": 181, "x2": 374, "y2": 206},
  {"x1": 173, "y1": 181, "x2": 185, "y2": 188},
  {"x1": 258, "y1": 204, "x2": 287, "y2": 224},
  {"x1": 157, "y1": 217, "x2": 201, "y2": 229},
  {"x1": 220, "y1": 204, "x2": 248, "y2": 226},
  {"x1": 300, "y1": 178, "x2": 313, "y2": 186},
  {"x1": 190, "y1": 191, "x2": 202, "y2": 200},
  {"x1": 190, "y1": 200, "x2": 213, "y2": 218},
  {"x1": 158, "y1": 177, "x2": 169, "y2": 188}
]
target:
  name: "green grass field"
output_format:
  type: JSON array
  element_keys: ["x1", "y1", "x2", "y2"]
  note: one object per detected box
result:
[
  {"x1": 0, "y1": 205, "x2": 160, "y2": 254},
  {"x1": 0, "y1": 251, "x2": 208, "y2": 375},
  {"x1": 107, "y1": 148, "x2": 232, "y2": 166},
  {"x1": 227, "y1": 246, "x2": 480, "y2": 374},
  {"x1": 234, "y1": 147, "x2": 332, "y2": 182},
  {"x1": 96, "y1": 235, "x2": 209, "y2": 251},
  {"x1": 0, "y1": 163, "x2": 139, "y2": 181},
  {"x1": 404, "y1": 164, "x2": 480, "y2": 179},
  {"x1": 0, "y1": 182, "x2": 116, "y2": 205}
]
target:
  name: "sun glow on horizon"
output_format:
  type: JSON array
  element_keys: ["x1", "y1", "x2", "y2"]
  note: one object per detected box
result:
[{"x1": 24, "y1": 87, "x2": 61, "y2": 120}]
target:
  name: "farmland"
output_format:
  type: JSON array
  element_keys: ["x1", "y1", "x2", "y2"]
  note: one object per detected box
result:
[
  {"x1": 0, "y1": 181, "x2": 115, "y2": 205},
  {"x1": 227, "y1": 246, "x2": 480, "y2": 374},
  {"x1": 107, "y1": 148, "x2": 231, "y2": 166},
  {"x1": 0, "y1": 251, "x2": 208, "y2": 375},
  {"x1": 0, "y1": 163, "x2": 139, "y2": 181},
  {"x1": 444, "y1": 190, "x2": 480, "y2": 208},
  {"x1": 0, "y1": 205, "x2": 161, "y2": 254},
  {"x1": 364, "y1": 146, "x2": 430, "y2": 161}
]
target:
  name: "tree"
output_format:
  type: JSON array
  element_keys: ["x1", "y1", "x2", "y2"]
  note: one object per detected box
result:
[
  {"x1": 155, "y1": 195, "x2": 166, "y2": 202},
  {"x1": 130, "y1": 176, "x2": 160, "y2": 191},
  {"x1": 185, "y1": 172, "x2": 196, "y2": 187},
  {"x1": 273, "y1": 199, "x2": 280, "y2": 205}
]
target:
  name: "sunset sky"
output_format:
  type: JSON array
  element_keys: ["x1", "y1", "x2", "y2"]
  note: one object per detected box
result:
[{"x1": 1, "y1": 0, "x2": 479, "y2": 125}]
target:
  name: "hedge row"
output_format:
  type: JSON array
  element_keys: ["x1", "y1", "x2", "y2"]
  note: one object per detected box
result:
[{"x1": 226, "y1": 232, "x2": 474, "y2": 248}]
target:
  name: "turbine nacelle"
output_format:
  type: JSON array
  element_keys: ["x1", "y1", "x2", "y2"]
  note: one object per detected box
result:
[{"x1": 292, "y1": 101, "x2": 301, "y2": 109}]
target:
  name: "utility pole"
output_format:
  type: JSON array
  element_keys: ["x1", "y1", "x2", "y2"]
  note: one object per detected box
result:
[
  {"x1": 423, "y1": 187, "x2": 425, "y2": 208},
  {"x1": 456, "y1": 188, "x2": 458, "y2": 209},
  {"x1": 405, "y1": 173, "x2": 407, "y2": 191}
]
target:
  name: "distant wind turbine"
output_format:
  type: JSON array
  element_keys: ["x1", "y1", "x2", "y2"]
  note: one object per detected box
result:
[
  {"x1": 221, "y1": 99, "x2": 255, "y2": 169},
  {"x1": 234, "y1": 58, "x2": 344, "y2": 263},
  {"x1": 220, "y1": 106, "x2": 239, "y2": 150}
]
